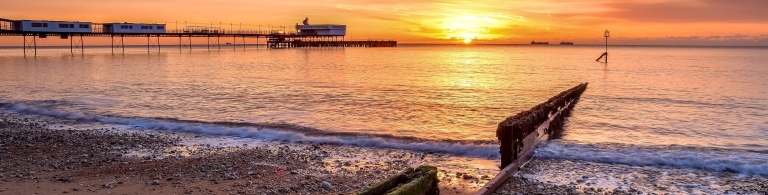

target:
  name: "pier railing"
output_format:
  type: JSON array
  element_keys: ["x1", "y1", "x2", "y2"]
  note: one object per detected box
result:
[
  {"x1": 164, "y1": 29, "x2": 285, "y2": 35},
  {"x1": 475, "y1": 83, "x2": 588, "y2": 195}
]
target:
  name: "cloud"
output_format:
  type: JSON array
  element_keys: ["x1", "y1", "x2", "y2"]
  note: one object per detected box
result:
[
  {"x1": 598, "y1": 0, "x2": 768, "y2": 23},
  {"x1": 570, "y1": 34, "x2": 768, "y2": 46},
  {"x1": 2, "y1": 0, "x2": 767, "y2": 45}
]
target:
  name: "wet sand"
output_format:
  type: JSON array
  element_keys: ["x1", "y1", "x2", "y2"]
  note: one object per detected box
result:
[{"x1": 0, "y1": 115, "x2": 498, "y2": 195}]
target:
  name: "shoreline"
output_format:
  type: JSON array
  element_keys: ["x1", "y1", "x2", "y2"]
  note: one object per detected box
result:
[
  {"x1": 0, "y1": 114, "x2": 499, "y2": 194},
  {"x1": 7, "y1": 110, "x2": 765, "y2": 195},
  {"x1": 492, "y1": 158, "x2": 768, "y2": 195},
  {"x1": 1, "y1": 117, "x2": 387, "y2": 194}
]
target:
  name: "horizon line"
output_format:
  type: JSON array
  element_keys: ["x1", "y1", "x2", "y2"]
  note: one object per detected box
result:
[{"x1": 0, "y1": 43, "x2": 766, "y2": 49}]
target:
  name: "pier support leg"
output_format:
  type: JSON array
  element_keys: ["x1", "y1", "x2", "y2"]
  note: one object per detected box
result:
[
  {"x1": 147, "y1": 35, "x2": 160, "y2": 54},
  {"x1": 179, "y1": 35, "x2": 191, "y2": 52},
  {"x1": 23, "y1": 34, "x2": 37, "y2": 56},
  {"x1": 70, "y1": 34, "x2": 84, "y2": 56},
  {"x1": 111, "y1": 35, "x2": 125, "y2": 55},
  {"x1": 79, "y1": 35, "x2": 85, "y2": 55}
]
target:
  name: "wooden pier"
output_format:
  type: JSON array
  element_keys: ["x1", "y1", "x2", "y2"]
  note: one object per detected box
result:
[{"x1": 0, "y1": 18, "x2": 397, "y2": 56}]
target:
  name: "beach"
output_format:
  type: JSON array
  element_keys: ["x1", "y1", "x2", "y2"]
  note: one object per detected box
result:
[
  {"x1": 492, "y1": 158, "x2": 768, "y2": 195},
  {"x1": 0, "y1": 116, "x2": 394, "y2": 194},
  {"x1": 2, "y1": 45, "x2": 768, "y2": 194},
  {"x1": 0, "y1": 113, "x2": 499, "y2": 195}
]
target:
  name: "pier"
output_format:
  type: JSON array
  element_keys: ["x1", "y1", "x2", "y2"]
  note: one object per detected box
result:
[{"x1": 0, "y1": 17, "x2": 397, "y2": 56}]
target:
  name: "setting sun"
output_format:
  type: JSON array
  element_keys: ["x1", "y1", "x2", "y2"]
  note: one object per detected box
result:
[{"x1": 463, "y1": 38, "x2": 472, "y2": 44}]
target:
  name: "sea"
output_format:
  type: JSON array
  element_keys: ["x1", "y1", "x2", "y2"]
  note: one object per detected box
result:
[{"x1": 1, "y1": 45, "x2": 767, "y2": 194}]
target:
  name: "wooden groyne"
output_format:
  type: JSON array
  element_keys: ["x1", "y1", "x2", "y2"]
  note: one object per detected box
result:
[
  {"x1": 358, "y1": 165, "x2": 439, "y2": 195},
  {"x1": 476, "y1": 83, "x2": 588, "y2": 195}
]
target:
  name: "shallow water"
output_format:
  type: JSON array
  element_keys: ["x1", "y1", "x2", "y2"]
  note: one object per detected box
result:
[
  {"x1": 2, "y1": 45, "x2": 766, "y2": 149},
  {"x1": 2, "y1": 45, "x2": 768, "y2": 192}
]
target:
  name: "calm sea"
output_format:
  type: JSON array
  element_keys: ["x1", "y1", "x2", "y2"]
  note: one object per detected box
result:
[{"x1": 1, "y1": 45, "x2": 767, "y2": 190}]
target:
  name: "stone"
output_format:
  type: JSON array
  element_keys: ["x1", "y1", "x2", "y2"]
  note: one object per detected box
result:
[
  {"x1": 104, "y1": 182, "x2": 115, "y2": 188},
  {"x1": 321, "y1": 181, "x2": 333, "y2": 189}
]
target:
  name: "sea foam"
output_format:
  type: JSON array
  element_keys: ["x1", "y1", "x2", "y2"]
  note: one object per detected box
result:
[
  {"x1": 535, "y1": 140, "x2": 768, "y2": 175},
  {"x1": 0, "y1": 102, "x2": 499, "y2": 158}
]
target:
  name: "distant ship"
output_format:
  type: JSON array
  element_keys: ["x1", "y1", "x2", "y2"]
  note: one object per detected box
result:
[
  {"x1": 531, "y1": 41, "x2": 549, "y2": 44},
  {"x1": 560, "y1": 41, "x2": 574, "y2": 45}
]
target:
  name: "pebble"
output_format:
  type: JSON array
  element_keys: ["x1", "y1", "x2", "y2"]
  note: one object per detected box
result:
[
  {"x1": 321, "y1": 181, "x2": 333, "y2": 189},
  {"x1": 104, "y1": 182, "x2": 116, "y2": 188}
]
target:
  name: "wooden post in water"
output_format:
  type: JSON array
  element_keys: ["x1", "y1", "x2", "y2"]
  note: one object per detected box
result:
[
  {"x1": 596, "y1": 30, "x2": 610, "y2": 62},
  {"x1": 605, "y1": 30, "x2": 609, "y2": 63},
  {"x1": 595, "y1": 30, "x2": 611, "y2": 63}
]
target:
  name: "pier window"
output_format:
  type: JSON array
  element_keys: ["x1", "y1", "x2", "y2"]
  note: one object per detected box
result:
[
  {"x1": 141, "y1": 26, "x2": 152, "y2": 29},
  {"x1": 79, "y1": 24, "x2": 89, "y2": 28},
  {"x1": 156, "y1": 26, "x2": 164, "y2": 30},
  {"x1": 59, "y1": 24, "x2": 74, "y2": 28},
  {"x1": 31, "y1": 23, "x2": 44, "y2": 27}
]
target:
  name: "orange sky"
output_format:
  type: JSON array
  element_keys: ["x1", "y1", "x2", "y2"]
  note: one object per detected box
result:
[{"x1": 1, "y1": 0, "x2": 767, "y2": 45}]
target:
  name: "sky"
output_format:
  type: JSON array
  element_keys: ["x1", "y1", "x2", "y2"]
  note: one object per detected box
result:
[{"x1": 1, "y1": 0, "x2": 767, "y2": 45}]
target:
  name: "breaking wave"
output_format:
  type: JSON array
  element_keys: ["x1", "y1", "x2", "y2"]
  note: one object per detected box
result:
[
  {"x1": 0, "y1": 102, "x2": 498, "y2": 158},
  {"x1": 535, "y1": 140, "x2": 768, "y2": 175}
]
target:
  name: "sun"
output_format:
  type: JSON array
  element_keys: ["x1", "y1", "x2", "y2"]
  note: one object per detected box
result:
[{"x1": 463, "y1": 38, "x2": 472, "y2": 44}]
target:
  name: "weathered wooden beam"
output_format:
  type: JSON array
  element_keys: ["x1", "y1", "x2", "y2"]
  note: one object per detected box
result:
[
  {"x1": 358, "y1": 165, "x2": 439, "y2": 195},
  {"x1": 477, "y1": 83, "x2": 588, "y2": 195}
]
